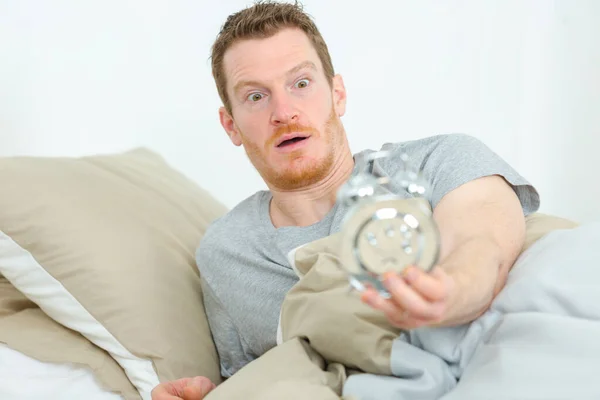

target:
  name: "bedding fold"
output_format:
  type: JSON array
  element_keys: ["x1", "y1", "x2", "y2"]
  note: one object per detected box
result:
[
  {"x1": 0, "y1": 274, "x2": 141, "y2": 400},
  {"x1": 4, "y1": 209, "x2": 588, "y2": 400},
  {"x1": 209, "y1": 211, "x2": 598, "y2": 399}
]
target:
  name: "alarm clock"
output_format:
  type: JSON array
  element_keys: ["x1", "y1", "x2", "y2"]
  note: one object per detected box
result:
[{"x1": 336, "y1": 150, "x2": 441, "y2": 298}]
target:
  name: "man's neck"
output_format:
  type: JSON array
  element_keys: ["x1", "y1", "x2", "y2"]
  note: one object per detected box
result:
[{"x1": 268, "y1": 150, "x2": 355, "y2": 228}]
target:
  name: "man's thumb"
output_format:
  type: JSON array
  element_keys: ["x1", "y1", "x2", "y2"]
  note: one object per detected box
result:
[
  {"x1": 182, "y1": 385, "x2": 203, "y2": 400},
  {"x1": 182, "y1": 377, "x2": 213, "y2": 400}
]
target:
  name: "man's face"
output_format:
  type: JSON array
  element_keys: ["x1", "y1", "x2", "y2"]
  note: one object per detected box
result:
[{"x1": 219, "y1": 28, "x2": 347, "y2": 191}]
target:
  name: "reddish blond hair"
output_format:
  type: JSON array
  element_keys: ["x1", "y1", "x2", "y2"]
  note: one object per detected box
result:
[{"x1": 210, "y1": 1, "x2": 335, "y2": 114}]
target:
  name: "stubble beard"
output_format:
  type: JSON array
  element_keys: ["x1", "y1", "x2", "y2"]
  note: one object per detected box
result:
[{"x1": 242, "y1": 107, "x2": 342, "y2": 191}]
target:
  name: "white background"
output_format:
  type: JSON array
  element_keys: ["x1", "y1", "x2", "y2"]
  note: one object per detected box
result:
[{"x1": 1, "y1": 0, "x2": 599, "y2": 222}]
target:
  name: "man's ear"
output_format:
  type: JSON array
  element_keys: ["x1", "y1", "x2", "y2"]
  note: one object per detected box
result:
[
  {"x1": 331, "y1": 74, "x2": 347, "y2": 117},
  {"x1": 219, "y1": 106, "x2": 242, "y2": 146}
]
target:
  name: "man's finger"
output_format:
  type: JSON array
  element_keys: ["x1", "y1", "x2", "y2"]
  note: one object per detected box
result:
[
  {"x1": 151, "y1": 377, "x2": 215, "y2": 400},
  {"x1": 387, "y1": 311, "x2": 429, "y2": 329},
  {"x1": 361, "y1": 288, "x2": 442, "y2": 329},
  {"x1": 374, "y1": 297, "x2": 431, "y2": 330},
  {"x1": 151, "y1": 382, "x2": 185, "y2": 400},
  {"x1": 382, "y1": 272, "x2": 445, "y2": 320},
  {"x1": 182, "y1": 386, "x2": 203, "y2": 400},
  {"x1": 402, "y1": 266, "x2": 449, "y2": 301},
  {"x1": 183, "y1": 377, "x2": 215, "y2": 400},
  {"x1": 361, "y1": 288, "x2": 402, "y2": 315}
]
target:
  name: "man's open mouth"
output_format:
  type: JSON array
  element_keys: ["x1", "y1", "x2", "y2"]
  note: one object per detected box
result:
[{"x1": 277, "y1": 136, "x2": 309, "y2": 148}]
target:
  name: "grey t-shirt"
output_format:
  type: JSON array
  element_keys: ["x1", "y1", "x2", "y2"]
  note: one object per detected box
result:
[{"x1": 196, "y1": 133, "x2": 540, "y2": 378}]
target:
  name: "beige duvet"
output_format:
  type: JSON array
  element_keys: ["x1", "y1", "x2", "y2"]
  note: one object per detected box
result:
[{"x1": 205, "y1": 212, "x2": 578, "y2": 399}]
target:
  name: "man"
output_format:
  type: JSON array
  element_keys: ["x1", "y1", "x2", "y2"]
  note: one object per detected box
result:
[{"x1": 152, "y1": 1, "x2": 540, "y2": 399}]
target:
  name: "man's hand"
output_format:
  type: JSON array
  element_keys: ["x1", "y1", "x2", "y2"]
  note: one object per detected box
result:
[
  {"x1": 361, "y1": 265, "x2": 456, "y2": 329},
  {"x1": 361, "y1": 175, "x2": 527, "y2": 329},
  {"x1": 151, "y1": 377, "x2": 215, "y2": 400}
]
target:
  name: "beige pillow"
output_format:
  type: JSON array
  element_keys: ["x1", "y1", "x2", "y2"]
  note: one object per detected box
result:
[
  {"x1": 0, "y1": 148, "x2": 227, "y2": 399},
  {"x1": 0, "y1": 295, "x2": 141, "y2": 399},
  {"x1": 523, "y1": 212, "x2": 579, "y2": 251}
]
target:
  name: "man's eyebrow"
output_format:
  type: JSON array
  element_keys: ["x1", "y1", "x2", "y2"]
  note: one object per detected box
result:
[
  {"x1": 233, "y1": 79, "x2": 263, "y2": 97},
  {"x1": 287, "y1": 60, "x2": 317, "y2": 76},
  {"x1": 232, "y1": 61, "x2": 317, "y2": 96}
]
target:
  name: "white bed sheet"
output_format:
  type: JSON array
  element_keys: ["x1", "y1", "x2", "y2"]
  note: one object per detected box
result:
[{"x1": 0, "y1": 343, "x2": 123, "y2": 400}]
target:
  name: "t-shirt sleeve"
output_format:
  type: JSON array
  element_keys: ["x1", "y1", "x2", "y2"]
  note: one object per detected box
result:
[{"x1": 386, "y1": 134, "x2": 540, "y2": 215}]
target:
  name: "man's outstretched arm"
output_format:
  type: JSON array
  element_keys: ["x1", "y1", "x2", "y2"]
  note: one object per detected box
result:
[{"x1": 362, "y1": 174, "x2": 526, "y2": 328}]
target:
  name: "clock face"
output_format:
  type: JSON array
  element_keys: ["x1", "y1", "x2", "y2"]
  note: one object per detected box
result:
[
  {"x1": 339, "y1": 198, "x2": 440, "y2": 290},
  {"x1": 335, "y1": 150, "x2": 438, "y2": 296},
  {"x1": 354, "y1": 212, "x2": 423, "y2": 275}
]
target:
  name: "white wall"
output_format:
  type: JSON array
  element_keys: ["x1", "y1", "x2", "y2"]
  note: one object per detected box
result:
[{"x1": 1, "y1": 0, "x2": 599, "y2": 222}]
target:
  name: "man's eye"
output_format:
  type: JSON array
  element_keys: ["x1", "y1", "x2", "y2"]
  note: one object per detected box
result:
[
  {"x1": 248, "y1": 93, "x2": 263, "y2": 102},
  {"x1": 295, "y1": 79, "x2": 310, "y2": 89}
]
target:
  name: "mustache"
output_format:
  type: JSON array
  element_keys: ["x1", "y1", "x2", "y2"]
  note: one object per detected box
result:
[{"x1": 266, "y1": 123, "x2": 317, "y2": 147}]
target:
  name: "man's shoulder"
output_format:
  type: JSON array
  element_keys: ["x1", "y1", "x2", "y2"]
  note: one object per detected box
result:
[
  {"x1": 379, "y1": 133, "x2": 482, "y2": 154},
  {"x1": 355, "y1": 133, "x2": 482, "y2": 172},
  {"x1": 196, "y1": 190, "x2": 268, "y2": 258},
  {"x1": 200, "y1": 190, "x2": 267, "y2": 241},
  {"x1": 354, "y1": 133, "x2": 479, "y2": 158}
]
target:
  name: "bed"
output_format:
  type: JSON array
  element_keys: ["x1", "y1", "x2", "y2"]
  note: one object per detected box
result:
[{"x1": 1, "y1": 148, "x2": 599, "y2": 400}]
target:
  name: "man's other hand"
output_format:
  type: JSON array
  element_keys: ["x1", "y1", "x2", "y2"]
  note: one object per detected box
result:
[{"x1": 151, "y1": 376, "x2": 216, "y2": 400}]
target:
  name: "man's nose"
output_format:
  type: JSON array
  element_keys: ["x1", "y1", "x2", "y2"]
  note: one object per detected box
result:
[{"x1": 270, "y1": 92, "x2": 299, "y2": 125}]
